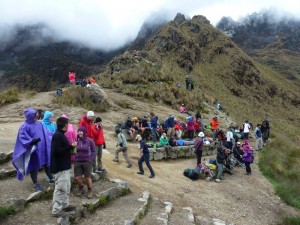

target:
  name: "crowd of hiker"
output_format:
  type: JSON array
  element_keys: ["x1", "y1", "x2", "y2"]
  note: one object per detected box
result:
[{"x1": 12, "y1": 104, "x2": 270, "y2": 217}]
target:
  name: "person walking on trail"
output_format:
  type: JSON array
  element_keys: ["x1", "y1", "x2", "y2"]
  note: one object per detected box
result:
[
  {"x1": 254, "y1": 124, "x2": 263, "y2": 151},
  {"x1": 74, "y1": 127, "x2": 96, "y2": 199},
  {"x1": 243, "y1": 120, "x2": 251, "y2": 140},
  {"x1": 215, "y1": 146, "x2": 226, "y2": 182},
  {"x1": 78, "y1": 111, "x2": 95, "y2": 138},
  {"x1": 112, "y1": 128, "x2": 133, "y2": 168},
  {"x1": 92, "y1": 117, "x2": 106, "y2": 172},
  {"x1": 194, "y1": 132, "x2": 204, "y2": 166},
  {"x1": 13, "y1": 108, "x2": 54, "y2": 191},
  {"x1": 136, "y1": 135, "x2": 155, "y2": 178},
  {"x1": 50, "y1": 117, "x2": 77, "y2": 217},
  {"x1": 261, "y1": 116, "x2": 270, "y2": 144},
  {"x1": 210, "y1": 116, "x2": 219, "y2": 141}
]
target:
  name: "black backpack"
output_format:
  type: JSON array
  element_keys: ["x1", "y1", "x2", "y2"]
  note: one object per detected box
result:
[{"x1": 183, "y1": 168, "x2": 199, "y2": 181}]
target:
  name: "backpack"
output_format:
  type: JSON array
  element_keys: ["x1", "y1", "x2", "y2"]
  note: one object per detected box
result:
[
  {"x1": 183, "y1": 168, "x2": 199, "y2": 180},
  {"x1": 115, "y1": 124, "x2": 122, "y2": 134}
]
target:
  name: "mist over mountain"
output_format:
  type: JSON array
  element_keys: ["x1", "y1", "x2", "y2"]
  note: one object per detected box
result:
[{"x1": 216, "y1": 10, "x2": 300, "y2": 84}]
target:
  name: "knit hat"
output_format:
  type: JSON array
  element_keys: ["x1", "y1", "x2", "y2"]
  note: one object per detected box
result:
[
  {"x1": 87, "y1": 111, "x2": 94, "y2": 117},
  {"x1": 95, "y1": 117, "x2": 102, "y2": 123},
  {"x1": 61, "y1": 113, "x2": 68, "y2": 118}
]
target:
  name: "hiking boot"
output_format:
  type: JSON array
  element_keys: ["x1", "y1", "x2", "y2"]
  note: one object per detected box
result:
[
  {"x1": 62, "y1": 205, "x2": 76, "y2": 212},
  {"x1": 215, "y1": 179, "x2": 221, "y2": 183},
  {"x1": 149, "y1": 174, "x2": 155, "y2": 178},
  {"x1": 34, "y1": 183, "x2": 45, "y2": 191},
  {"x1": 112, "y1": 159, "x2": 119, "y2": 162},
  {"x1": 52, "y1": 210, "x2": 68, "y2": 217},
  {"x1": 137, "y1": 171, "x2": 144, "y2": 175},
  {"x1": 127, "y1": 164, "x2": 133, "y2": 168},
  {"x1": 245, "y1": 172, "x2": 252, "y2": 175},
  {"x1": 87, "y1": 189, "x2": 93, "y2": 199},
  {"x1": 76, "y1": 186, "x2": 84, "y2": 197}
]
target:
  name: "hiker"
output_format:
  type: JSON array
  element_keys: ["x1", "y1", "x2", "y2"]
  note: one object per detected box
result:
[
  {"x1": 186, "y1": 116, "x2": 195, "y2": 139},
  {"x1": 91, "y1": 117, "x2": 106, "y2": 172},
  {"x1": 185, "y1": 75, "x2": 191, "y2": 90},
  {"x1": 136, "y1": 135, "x2": 155, "y2": 178},
  {"x1": 254, "y1": 124, "x2": 263, "y2": 151},
  {"x1": 195, "y1": 110, "x2": 201, "y2": 120},
  {"x1": 89, "y1": 77, "x2": 95, "y2": 84},
  {"x1": 243, "y1": 120, "x2": 251, "y2": 140},
  {"x1": 42, "y1": 111, "x2": 57, "y2": 138},
  {"x1": 194, "y1": 132, "x2": 204, "y2": 165},
  {"x1": 50, "y1": 117, "x2": 77, "y2": 217},
  {"x1": 215, "y1": 146, "x2": 226, "y2": 182},
  {"x1": 61, "y1": 114, "x2": 77, "y2": 163},
  {"x1": 179, "y1": 104, "x2": 190, "y2": 115},
  {"x1": 261, "y1": 116, "x2": 270, "y2": 144},
  {"x1": 81, "y1": 78, "x2": 87, "y2": 87},
  {"x1": 174, "y1": 119, "x2": 183, "y2": 139},
  {"x1": 166, "y1": 114, "x2": 175, "y2": 137},
  {"x1": 210, "y1": 116, "x2": 219, "y2": 141},
  {"x1": 12, "y1": 108, "x2": 53, "y2": 191},
  {"x1": 216, "y1": 102, "x2": 223, "y2": 111},
  {"x1": 226, "y1": 127, "x2": 234, "y2": 150},
  {"x1": 149, "y1": 112, "x2": 158, "y2": 142},
  {"x1": 68, "y1": 72, "x2": 76, "y2": 85},
  {"x1": 242, "y1": 139, "x2": 254, "y2": 175},
  {"x1": 112, "y1": 128, "x2": 133, "y2": 168},
  {"x1": 78, "y1": 111, "x2": 95, "y2": 138},
  {"x1": 139, "y1": 115, "x2": 150, "y2": 139},
  {"x1": 233, "y1": 142, "x2": 244, "y2": 163},
  {"x1": 74, "y1": 127, "x2": 96, "y2": 199},
  {"x1": 122, "y1": 116, "x2": 136, "y2": 139}
]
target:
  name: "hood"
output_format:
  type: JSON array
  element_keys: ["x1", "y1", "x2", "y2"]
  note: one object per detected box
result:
[
  {"x1": 61, "y1": 113, "x2": 68, "y2": 118},
  {"x1": 217, "y1": 146, "x2": 225, "y2": 154},
  {"x1": 42, "y1": 111, "x2": 54, "y2": 125},
  {"x1": 78, "y1": 126, "x2": 87, "y2": 139},
  {"x1": 24, "y1": 108, "x2": 36, "y2": 124}
]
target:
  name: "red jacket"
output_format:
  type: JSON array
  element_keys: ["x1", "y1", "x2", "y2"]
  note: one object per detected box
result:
[
  {"x1": 78, "y1": 115, "x2": 93, "y2": 138},
  {"x1": 211, "y1": 118, "x2": 219, "y2": 130},
  {"x1": 91, "y1": 124, "x2": 105, "y2": 145}
]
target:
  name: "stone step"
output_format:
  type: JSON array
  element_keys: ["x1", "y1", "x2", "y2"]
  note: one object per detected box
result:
[
  {"x1": 79, "y1": 191, "x2": 150, "y2": 225},
  {"x1": 139, "y1": 198, "x2": 172, "y2": 225},
  {"x1": 168, "y1": 206, "x2": 196, "y2": 225},
  {"x1": 1, "y1": 179, "x2": 130, "y2": 225}
]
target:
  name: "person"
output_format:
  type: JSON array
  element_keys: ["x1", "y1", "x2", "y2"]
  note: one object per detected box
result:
[
  {"x1": 254, "y1": 124, "x2": 263, "y2": 151},
  {"x1": 81, "y1": 78, "x2": 87, "y2": 87},
  {"x1": 149, "y1": 112, "x2": 158, "y2": 142},
  {"x1": 233, "y1": 142, "x2": 244, "y2": 163},
  {"x1": 166, "y1": 115, "x2": 175, "y2": 138},
  {"x1": 186, "y1": 116, "x2": 195, "y2": 139},
  {"x1": 61, "y1": 114, "x2": 77, "y2": 162},
  {"x1": 242, "y1": 139, "x2": 254, "y2": 175},
  {"x1": 68, "y1": 72, "x2": 76, "y2": 85},
  {"x1": 179, "y1": 104, "x2": 190, "y2": 115},
  {"x1": 174, "y1": 119, "x2": 183, "y2": 139},
  {"x1": 78, "y1": 111, "x2": 95, "y2": 138},
  {"x1": 42, "y1": 111, "x2": 57, "y2": 137},
  {"x1": 159, "y1": 132, "x2": 169, "y2": 146},
  {"x1": 216, "y1": 102, "x2": 223, "y2": 111},
  {"x1": 122, "y1": 116, "x2": 136, "y2": 139},
  {"x1": 12, "y1": 108, "x2": 54, "y2": 191},
  {"x1": 210, "y1": 116, "x2": 219, "y2": 141},
  {"x1": 91, "y1": 117, "x2": 106, "y2": 172},
  {"x1": 185, "y1": 75, "x2": 190, "y2": 90},
  {"x1": 50, "y1": 117, "x2": 77, "y2": 217},
  {"x1": 113, "y1": 128, "x2": 133, "y2": 168},
  {"x1": 195, "y1": 110, "x2": 201, "y2": 121},
  {"x1": 74, "y1": 127, "x2": 96, "y2": 199},
  {"x1": 261, "y1": 116, "x2": 270, "y2": 144},
  {"x1": 194, "y1": 132, "x2": 204, "y2": 166},
  {"x1": 136, "y1": 135, "x2": 155, "y2": 178},
  {"x1": 215, "y1": 146, "x2": 226, "y2": 182},
  {"x1": 226, "y1": 127, "x2": 233, "y2": 150},
  {"x1": 243, "y1": 120, "x2": 251, "y2": 140},
  {"x1": 89, "y1": 77, "x2": 95, "y2": 84}
]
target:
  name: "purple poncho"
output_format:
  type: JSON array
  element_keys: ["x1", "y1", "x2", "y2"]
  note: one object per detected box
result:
[{"x1": 12, "y1": 108, "x2": 51, "y2": 181}]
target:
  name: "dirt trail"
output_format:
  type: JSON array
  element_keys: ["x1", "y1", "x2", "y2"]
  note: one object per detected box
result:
[{"x1": 0, "y1": 88, "x2": 299, "y2": 224}]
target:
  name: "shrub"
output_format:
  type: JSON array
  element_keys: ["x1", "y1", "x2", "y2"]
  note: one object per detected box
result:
[
  {"x1": 0, "y1": 205, "x2": 15, "y2": 220},
  {"x1": 0, "y1": 88, "x2": 19, "y2": 106}
]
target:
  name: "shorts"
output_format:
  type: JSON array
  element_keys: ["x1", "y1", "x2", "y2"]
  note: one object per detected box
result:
[{"x1": 74, "y1": 161, "x2": 92, "y2": 177}]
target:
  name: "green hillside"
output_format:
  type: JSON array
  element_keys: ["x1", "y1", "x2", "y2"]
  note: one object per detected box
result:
[{"x1": 98, "y1": 14, "x2": 300, "y2": 212}]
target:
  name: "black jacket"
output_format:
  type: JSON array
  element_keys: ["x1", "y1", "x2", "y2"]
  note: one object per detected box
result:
[
  {"x1": 216, "y1": 147, "x2": 225, "y2": 164},
  {"x1": 50, "y1": 129, "x2": 73, "y2": 174}
]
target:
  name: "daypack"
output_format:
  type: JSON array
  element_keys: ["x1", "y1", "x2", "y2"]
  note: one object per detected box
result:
[{"x1": 115, "y1": 124, "x2": 122, "y2": 134}]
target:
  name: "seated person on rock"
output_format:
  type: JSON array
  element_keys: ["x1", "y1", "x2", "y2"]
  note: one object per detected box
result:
[
  {"x1": 159, "y1": 133, "x2": 169, "y2": 146},
  {"x1": 122, "y1": 116, "x2": 136, "y2": 139},
  {"x1": 179, "y1": 104, "x2": 190, "y2": 115}
]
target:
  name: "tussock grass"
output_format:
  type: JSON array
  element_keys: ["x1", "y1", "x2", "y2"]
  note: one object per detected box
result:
[
  {"x1": 0, "y1": 205, "x2": 15, "y2": 220},
  {"x1": 281, "y1": 217, "x2": 300, "y2": 225},
  {"x1": 52, "y1": 86, "x2": 110, "y2": 112},
  {"x1": 0, "y1": 88, "x2": 19, "y2": 106}
]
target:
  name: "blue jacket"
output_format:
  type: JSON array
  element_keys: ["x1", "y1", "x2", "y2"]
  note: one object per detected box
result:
[
  {"x1": 166, "y1": 116, "x2": 175, "y2": 128},
  {"x1": 254, "y1": 127, "x2": 262, "y2": 138},
  {"x1": 150, "y1": 116, "x2": 158, "y2": 129}
]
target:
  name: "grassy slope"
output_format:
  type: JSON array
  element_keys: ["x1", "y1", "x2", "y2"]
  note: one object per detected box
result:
[{"x1": 76, "y1": 16, "x2": 300, "y2": 214}]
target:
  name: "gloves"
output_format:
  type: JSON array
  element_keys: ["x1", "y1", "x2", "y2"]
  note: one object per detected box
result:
[
  {"x1": 103, "y1": 143, "x2": 106, "y2": 149},
  {"x1": 29, "y1": 138, "x2": 41, "y2": 146},
  {"x1": 120, "y1": 143, "x2": 123, "y2": 147}
]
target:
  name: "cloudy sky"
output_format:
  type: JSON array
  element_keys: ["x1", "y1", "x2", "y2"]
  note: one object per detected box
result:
[{"x1": 0, "y1": 0, "x2": 299, "y2": 50}]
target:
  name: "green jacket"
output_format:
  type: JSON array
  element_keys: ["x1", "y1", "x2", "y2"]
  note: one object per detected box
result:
[{"x1": 159, "y1": 136, "x2": 169, "y2": 146}]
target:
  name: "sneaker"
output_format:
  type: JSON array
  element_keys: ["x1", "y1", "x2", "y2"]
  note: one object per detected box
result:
[
  {"x1": 215, "y1": 179, "x2": 221, "y2": 183},
  {"x1": 87, "y1": 189, "x2": 93, "y2": 199},
  {"x1": 49, "y1": 179, "x2": 55, "y2": 184},
  {"x1": 52, "y1": 210, "x2": 68, "y2": 217},
  {"x1": 98, "y1": 168, "x2": 106, "y2": 172},
  {"x1": 76, "y1": 187, "x2": 84, "y2": 197},
  {"x1": 149, "y1": 174, "x2": 155, "y2": 178},
  {"x1": 112, "y1": 159, "x2": 119, "y2": 162},
  {"x1": 127, "y1": 164, "x2": 133, "y2": 168},
  {"x1": 34, "y1": 183, "x2": 45, "y2": 191},
  {"x1": 62, "y1": 205, "x2": 76, "y2": 212},
  {"x1": 137, "y1": 171, "x2": 144, "y2": 175}
]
